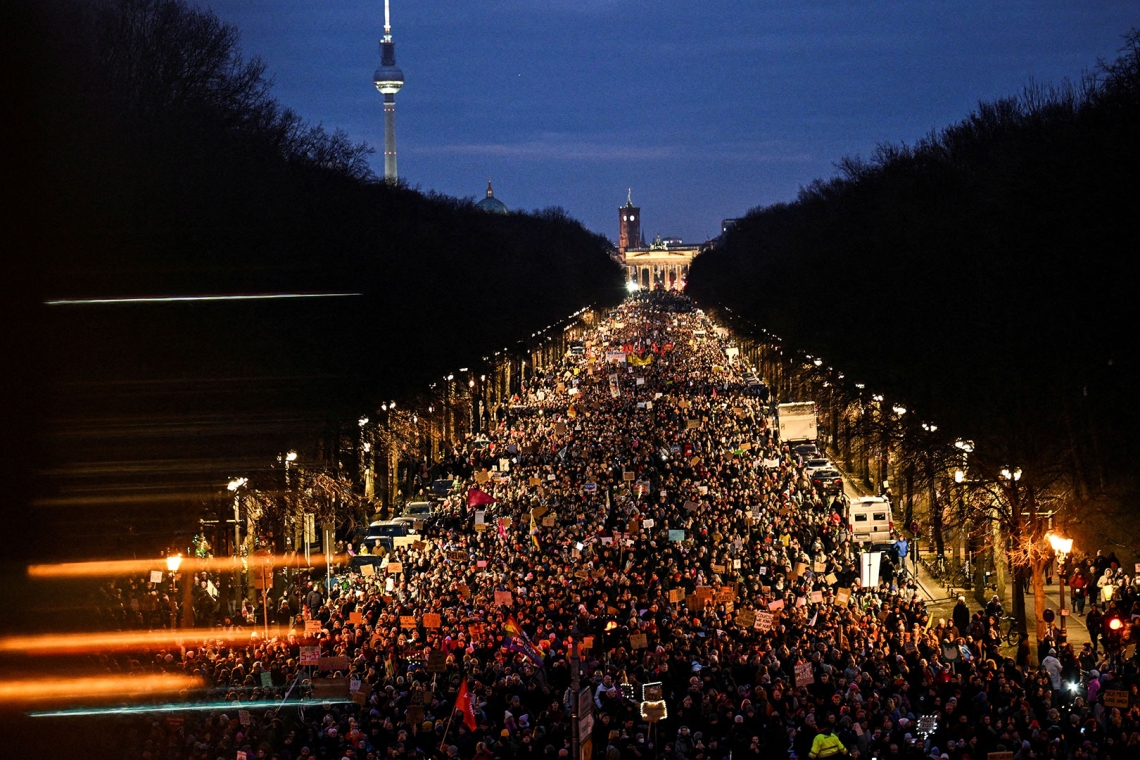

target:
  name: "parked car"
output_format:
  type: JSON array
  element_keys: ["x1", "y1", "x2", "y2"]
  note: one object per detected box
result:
[
  {"x1": 803, "y1": 457, "x2": 832, "y2": 476},
  {"x1": 391, "y1": 501, "x2": 438, "y2": 527},
  {"x1": 359, "y1": 521, "x2": 414, "y2": 552},
  {"x1": 430, "y1": 479, "x2": 455, "y2": 496},
  {"x1": 794, "y1": 443, "x2": 820, "y2": 459},
  {"x1": 810, "y1": 468, "x2": 844, "y2": 495}
]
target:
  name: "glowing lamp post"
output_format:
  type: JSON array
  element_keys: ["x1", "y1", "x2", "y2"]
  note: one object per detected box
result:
[
  {"x1": 1048, "y1": 532, "x2": 1073, "y2": 638},
  {"x1": 165, "y1": 555, "x2": 183, "y2": 629}
]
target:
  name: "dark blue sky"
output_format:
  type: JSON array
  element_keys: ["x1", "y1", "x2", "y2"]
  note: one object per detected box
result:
[{"x1": 196, "y1": 0, "x2": 1138, "y2": 244}]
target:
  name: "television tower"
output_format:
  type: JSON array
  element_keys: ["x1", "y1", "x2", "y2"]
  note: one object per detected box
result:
[{"x1": 373, "y1": 0, "x2": 405, "y2": 182}]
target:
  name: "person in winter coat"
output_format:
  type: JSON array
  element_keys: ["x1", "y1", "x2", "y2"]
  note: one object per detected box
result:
[{"x1": 952, "y1": 597, "x2": 971, "y2": 637}]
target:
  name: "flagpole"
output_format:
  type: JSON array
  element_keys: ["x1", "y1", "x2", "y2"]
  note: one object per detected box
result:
[{"x1": 439, "y1": 702, "x2": 457, "y2": 751}]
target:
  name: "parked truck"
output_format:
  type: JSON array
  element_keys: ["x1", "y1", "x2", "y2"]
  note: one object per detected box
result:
[{"x1": 776, "y1": 401, "x2": 817, "y2": 442}]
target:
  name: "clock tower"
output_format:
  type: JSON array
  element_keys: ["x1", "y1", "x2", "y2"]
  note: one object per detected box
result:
[{"x1": 618, "y1": 189, "x2": 641, "y2": 255}]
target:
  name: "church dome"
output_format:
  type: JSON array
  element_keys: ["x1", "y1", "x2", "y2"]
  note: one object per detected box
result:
[{"x1": 476, "y1": 180, "x2": 509, "y2": 214}]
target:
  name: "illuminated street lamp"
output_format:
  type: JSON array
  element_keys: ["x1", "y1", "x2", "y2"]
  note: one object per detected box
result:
[
  {"x1": 165, "y1": 554, "x2": 182, "y2": 629},
  {"x1": 1048, "y1": 532, "x2": 1074, "y2": 638}
]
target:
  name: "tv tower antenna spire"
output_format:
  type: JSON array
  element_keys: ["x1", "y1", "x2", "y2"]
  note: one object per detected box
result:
[{"x1": 374, "y1": 0, "x2": 405, "y2": 182}]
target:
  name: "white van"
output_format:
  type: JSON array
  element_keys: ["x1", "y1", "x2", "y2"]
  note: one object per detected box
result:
[{"x1": 848, "y1": 496, "x2": 893, "y2": 544}]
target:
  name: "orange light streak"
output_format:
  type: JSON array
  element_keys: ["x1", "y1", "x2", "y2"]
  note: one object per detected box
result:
[
  {"x1": 0, "y1": 673, "x2": 202, "y2": 703},
  {"x1": 28, "y1": 553, "x2": 351, "y2": 579},
  {"x1": 0, "y1": 627, "x2": 296, "y2": 656}
]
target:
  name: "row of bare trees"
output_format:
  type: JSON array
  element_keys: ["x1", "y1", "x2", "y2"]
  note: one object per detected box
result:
[{"x1": 720, "y1": 313, "x2": 1085, "y2": 642}]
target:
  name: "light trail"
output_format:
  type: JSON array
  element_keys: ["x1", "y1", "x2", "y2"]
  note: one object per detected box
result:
[
  {"x1": 44, "y1": 293, "x2": 362, "y2": 306},
  {"x1": 0, "y1": 674, "x2": 202, "y2": 704},
  {"x1": 28, "y1": 553, "x2": 352, "y2": 579},
  {"x1": 0, "y1": 627, "x2": 294, "y2": 656},
  {"x1": 28, "y1": 696, "x2": 348, "y2": 718}
]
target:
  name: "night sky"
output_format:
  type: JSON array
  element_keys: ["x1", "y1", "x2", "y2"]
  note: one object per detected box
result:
[{"x1": 194, "y1": 0, "x2": 1139, "y2": 244}]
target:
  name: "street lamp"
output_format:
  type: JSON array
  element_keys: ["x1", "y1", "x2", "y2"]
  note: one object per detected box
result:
[
  {"x1": 227, "y1": 477, "x2": 248, "y2": 615},
  {"x1": 166, "y1": 554, "x2": 182, "y2": 629},
  {"x1": 1048, "y1": 532, "x2": 1074, "y2": 639}
]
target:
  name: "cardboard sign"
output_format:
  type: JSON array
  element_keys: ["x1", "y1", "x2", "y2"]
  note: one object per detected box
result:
[
  {"x1": 736, "y1": 609, "x2": 756, "y2": 628},
  {"x1": 683, "y1": 500, "x2": 699, "y2": 512},
  {"x1": 825, "y1": 573, "x2": 838, "y2": 585},
  {"x1": 318, "y1": 656, "x2": 349, "y2": 672},
  {"x1": 668, "y1": 588, "x2": 685, "y2": 603},
  {"x1": 400, "y1": 615, "x2": 418, "y2": 628},
  {"x1": 423, "y1": 613, "x2": 442, "y2": 629},
  {"x1": 795, "y1": 662, "x2": 814, "y2": 686},
  {"x1": 836, "y1": 588, "x2": 852, "y2": 606},
  {"x1": 412, "y1": 540, "x2": 427, "y2": 551},
  {"x1": 494, "y1": 590, "x2": 514, "y2": 607},
  {"x1": 475, "y1": 470, "x2": 491, "y2": 484},
  {"x1": 529, "y1": 477, "x2": 542, "y2": 487},
  {"x1": 987, "y1": 754, "x2": 1014, "y2": 760},
  {"x1": 810, "y1": 590, "x2": 824, "y2": 604},
  {"x1": 446, "y1": 551, "x2": 469, "y2": 562},
  {"x1": 260, "y1": 672, "x2": 273, "y2": 687},
  {"x1": 427, "y1": 649, "x2": 448, "y2": 673},
  {"x1": 531, "y1": 505, "x2": 549, "y2": 519},
  {"x1": 300, "y1": 645, "x2": 320, "y2": 665},
  {"x1": 150, "y1": 570, "x2": 164, "y2": 584},
  {"x1": 311, "y1": 677, "x2": 348, "y2": 699},
  {"x1": 361, "y1": 564, "x2": 375, "y2": 576},
  {"x1": 624, "y1": 471, "x2": 636, "y2": 481},
  {"x1": 687, "y1": 419, "x2": 700, "y2": 429},
  {"x1": 711, "y1": 563, "x2": 725, "y2": 574},
  {"x1": 543, "y1": 515, "x2": 556, "y2": 527},
  {"x1": 387, "y1": 562, "x2": 403, "y2": 574},
  {"x1": 643, "y1": 519, "x2": 655, "y2": 529},
  {"x1": 305, "y1": 619, "x2": 322, "y2": 635},
  {"x1": 1103, "y1": 690, "x2": 1130, "y2": 709},
  {"x1": 685, "y1": 594, "x2": 704, "y2": 612},
  {"x1": 629, "y1": 633, "x2": 648, "y2": 649},
  {"x1": 755, "y1": 612, "x2": 774, "y2": 632},
  {"x1": 668, "y1": 530, "x2": 685, "y2": 542},
  {"x1": 716, "y1": 587, "x2": 735, "y2": 603},
  {"x1": 349, "y1": 611, "x2": 364, "y2": 624},
  {"x1": 352, "y1": 681, "x2": 372, "y2": 706},
  {"x1": 768, "y1": 599, "x2": 785, "y2": 611}
]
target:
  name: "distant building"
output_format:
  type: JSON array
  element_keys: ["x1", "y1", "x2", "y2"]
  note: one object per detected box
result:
[
  {"x1": 373, "y1": 0, "x2": 405, "y2": 182},
  {"x1": 618, "y1": 192, "x2": 700, "y2": 291},
  {"x1": 721, "y1": 218, "x2": 741, "y2": 235},
  {"x1": 618, "y1": 190, "x2": 643, "y2": 254},
  {"x1": 476, "y1": 180, "x2": 509, "y2": 214}
]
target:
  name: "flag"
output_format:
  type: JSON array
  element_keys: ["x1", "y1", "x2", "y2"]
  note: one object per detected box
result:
[
  {"x1": 503, "y1": 617, "x2": 545, "y2": 668},
  {"x1": 467, "y1": 488, "x2": 496, "y2": 508},
  {"x1": 530, "y1": 512, "x2": 541, "y2": 551},
  {"x1": 455, "y1": 679, "x2": 477, "y2": 730}
]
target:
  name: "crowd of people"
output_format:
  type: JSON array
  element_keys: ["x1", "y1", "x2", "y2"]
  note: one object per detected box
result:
[{"x1": 81, "y1": 293, "x2": 1140, "y2": 760}]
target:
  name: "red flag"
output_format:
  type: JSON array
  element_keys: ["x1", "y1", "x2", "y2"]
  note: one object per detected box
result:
[
  {"x1": 455, "y1": 678, "x2": 477, "y2": 730},
  {"x1": 467, "y1": 488, "x2": 497, "y2": 508}
]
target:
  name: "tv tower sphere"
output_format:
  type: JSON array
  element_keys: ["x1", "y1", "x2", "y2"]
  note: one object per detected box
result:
[{"x1": 374, "y1": 0, "x2": 404, "y2": 181}]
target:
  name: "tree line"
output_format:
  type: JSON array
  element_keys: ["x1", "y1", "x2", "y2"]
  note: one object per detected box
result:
[
  {"x1": 13, "y1": 0, "x2": 623, "y2": 566},
  {"x1": 688, "y1": 31, "x2": 1140, "y2": 640}
]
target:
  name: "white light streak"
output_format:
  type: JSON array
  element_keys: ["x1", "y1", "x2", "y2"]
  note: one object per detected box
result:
[{"x1": 45, "y1": 293, "x2": 361, "y2": 306}]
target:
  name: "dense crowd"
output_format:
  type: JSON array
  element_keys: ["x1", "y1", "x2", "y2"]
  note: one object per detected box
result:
[{"x1": 84, "y1": 294, "x2": 1140, "y2": 760}]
